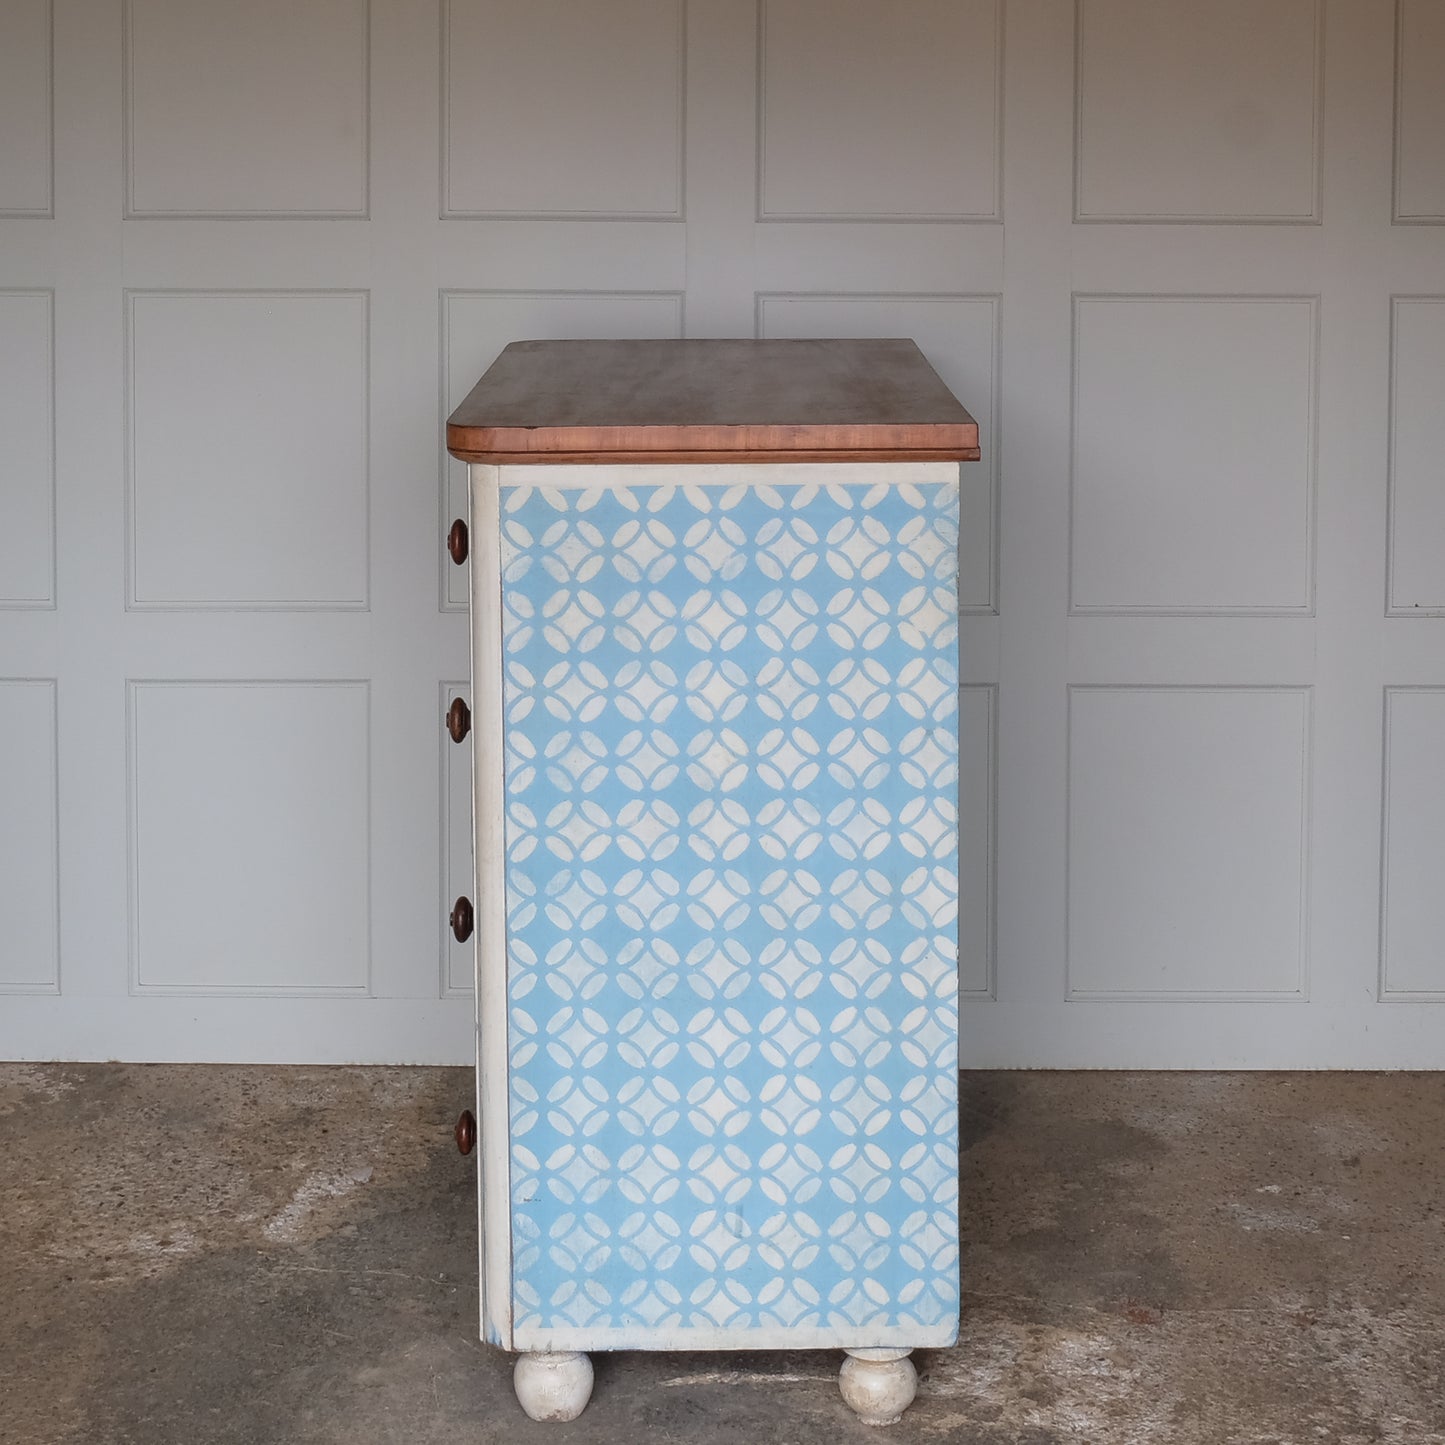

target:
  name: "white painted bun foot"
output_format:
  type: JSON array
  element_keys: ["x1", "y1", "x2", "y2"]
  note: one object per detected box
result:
[
  {"x1": 839, "y1": 1348, "x2": 917, "y2": 1426},
  {"x1": 513, "y1": 1350, "x2": 594, "y2": 1422}
]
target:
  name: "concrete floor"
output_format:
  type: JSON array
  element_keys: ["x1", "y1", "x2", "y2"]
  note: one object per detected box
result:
[{"x1": 2, "y1": 1067, "x2": 1442, "y2": 1445}]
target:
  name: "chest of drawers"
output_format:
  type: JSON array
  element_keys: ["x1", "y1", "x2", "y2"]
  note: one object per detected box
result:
[{"x1": 445, "y1": 338, "x2": 979, "y2": 1424}]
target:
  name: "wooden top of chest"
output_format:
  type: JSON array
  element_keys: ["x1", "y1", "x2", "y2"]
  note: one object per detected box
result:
[{"x1": 445, "y1": 338, "x2": 981, "y2": 465}]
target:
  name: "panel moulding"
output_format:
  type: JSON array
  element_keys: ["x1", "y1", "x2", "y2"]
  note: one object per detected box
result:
[
  {"x1": 959, "y1": 682, "x2": 998, "y2": 1001},
  {"x1": 1393, "y1": 0, "x2": 1445, "y2": 225},
  {"x1": 124, "y1": 289, "x2": 371, "y2": 611},
  {"x1": 122, "y1": 0, "x2": 371, "y2": 218},
  {"x1": 126, "y1": 679, "x2": 373, "y2": 996},
  {"x1": 1379, "y1": 687, "x2": 1445, "y2": 1000},
  {"x1": 755, "y1": 0, "x2": 1003, "y2": 223},
  {"x1": 1072, "y1": 0, "x2": 1324, "y2": 225},
  {"x1": 0, "y1": 0, "x2": 54, "y2": 219},
  {"x1": 0, "y1": 677, "x2": 60, "y2": 994},
  {"x1": 1386, "y1": 296, "x2": 1445, "y2": 614},
  {"x1": 1067, "y1": 293, "x2": 1319, "y2": 617},
  {"x1": 1063, "y1": 683, "x2": 1313, "y2": 1002},
  {"x1": 0, "y1": 288, "x2": 56, "y2": 609},
  {"x1": 439, "y1": 0, "x2": 687, "y2": 220}
]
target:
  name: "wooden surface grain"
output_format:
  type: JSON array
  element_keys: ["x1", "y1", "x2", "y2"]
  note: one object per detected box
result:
[{"x1": 445, "y1": 338, "x2": 981, "y2": 464}]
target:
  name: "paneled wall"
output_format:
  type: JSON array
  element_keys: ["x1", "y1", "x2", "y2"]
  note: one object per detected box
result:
[{"x1": 1, "y1": 0, "x2": 1442, "y2": 1065}]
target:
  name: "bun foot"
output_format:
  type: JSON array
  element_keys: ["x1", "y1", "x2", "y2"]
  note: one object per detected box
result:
[
  {"x1": 839, "y1": 1348, "x2": 917, "y2": 1426},
  {"x1": 514, "y1": 1350, "x2": 594, "y2": 1422}
]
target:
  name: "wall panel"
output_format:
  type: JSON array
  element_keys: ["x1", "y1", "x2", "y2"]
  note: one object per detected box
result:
[
  {"x1": 0, "y1": 680, "x2": 59, "y2": 992},
  {"x1": 758, "y1": 0, "x2": 1001, "y2": 221},
  {"x1": 958, "y1": 684, "x2": 996, "y2": 999},
  {"x1": 2, "y1": 0, "x2": 1443, "y2": 1065},
  {"x1": 443, "y1": 0, "x2": 684, "y2": 218},
  {"x1": 126, "y1": 291, "x2": 369, "y2": 609},
  {"x1": 125, "y1": 0, "x2": 368, "y2": 216},
  {"x1": 1076, "y1": 0, "x2": 1321, "y2": 222},
  {"x1": 1381, "y1": 689, "x2": 1445, "y2": 998},
  {"x1": 1071, "y1": 296, "x2": 1316, "y2": 614},
  {"x1": 0, "y1": 291, "x2": 55, "y2": 608},
  {"x1": 0, "y1": 0, "x2": 52, "y2": 217},
  {"x1": 1388, "y1": 298, "x2": 1445, "y2": 612},
  {"x1": 128, "y1": 681, "x2": 370, "y2": 994},
  {"x1": 1067, "y1": 687, "x2": 1311, "y2": 1000},
  {"x1": 1394, "y1": 0, "x2": 1445, "y2": 222}
]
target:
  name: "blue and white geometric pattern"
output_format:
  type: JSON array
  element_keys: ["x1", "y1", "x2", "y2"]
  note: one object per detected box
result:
[{"x1": 499, "y1": 477, "x2": 960, "y2": 1341}]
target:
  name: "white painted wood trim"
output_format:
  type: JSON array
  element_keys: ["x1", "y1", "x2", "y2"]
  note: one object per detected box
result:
[
  {"x1": 496, "y1": 460, "x2": 959, "y2": 491},
  {"x1": 468, "y1": 462, "x2": 513, "y2": 1349},
  {"x1": 511, "y1": 1322, "x2": 957, "y2": 1353}
]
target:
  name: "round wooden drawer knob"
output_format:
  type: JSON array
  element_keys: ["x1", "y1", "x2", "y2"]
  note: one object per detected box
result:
[
  {"x1": 450, "y1": 896, "x2": 474, "y2": 943},
  {"x1": 455, "y1": 1110, "x2": 476, "y2": 1156},
  {"x1": 447, "y1": 696, "x2": 471, "y2": 743},
  {"x1": 447, "y1": 518, "x2": 469, "y2": 566}
]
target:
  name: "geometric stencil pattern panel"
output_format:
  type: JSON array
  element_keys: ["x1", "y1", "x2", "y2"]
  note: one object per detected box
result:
[
  {"x1": 0, "y1": 0, "x2": 51, "y2": 216},
  {"x1": 443, "y1": 0, "x2": 684, "y2": 218},
  {"x1": 1395, "y1": 0, "x2": 1445, "y2": 222},
  {"x1": 1381, "y1": 690, "x2": 1445, "y2": 998},
  {"x1": 125, "y1": 0, "x2": 368, "y2": 216},
  {"x1": 129, "y1": 682, "x2": 369, "y2": 993},
  {"x1": 0, "y1": 680, "x2": 59, "y2": 991},
  {"x1": 500, "y1": 477, "x2": 960, "y2": 1339},
  {"x1": 127, "y1": 292, "x2": 369, "y2": 609},
  {"x1": 441, "y1": 292, "x2": 683, "y2": 608},
  {"x1": 1076, "y1": 0, "x2": 1321, "y2": 222},
  {"x1": 1388, "y1": 298, "x2": 1445, "y2": 613},
  {"x1": 1071, "y1": 297, "x2": 1316, "y2": 614},
  {"x1": 759, "y1": 0, "x2": 1000, "y2": 220},
  {"x1": 1067, "y1": 687, "x2": 1310, "y2": 999},
  {"x1": 0, "y1": 291, "x2": 54, "y2": 607},
  {"x1": 758, "y1": 294, "x2": 999, "y2": 611}
]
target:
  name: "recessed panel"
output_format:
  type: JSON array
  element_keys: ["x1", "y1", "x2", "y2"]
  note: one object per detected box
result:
[
  {"x1": 128, "y1": 292, "x2": 368, "y2": 609},
  {"x1": 442, "y1": 680, "x2": 474, "y2": 996},
  {"x1": 758, "y1": 294, "x2": 998, "y2": 611},
  {"x1": 441, "y1": 290, "x2": 683, "y2": 608},
  {"x1": 1072, "y1": 297, "x2": 1315, "y2": 613},
  {"x1": 1068, "y1": 687, "x2": 1309, "y2": 999},
  {"x1": 443, "y1": 0, "x2": 684, "y2": 217},
  {"x1": 0, "y1": 681, "x2": 59, "y2": 991},
  {"x1": 499, "y1": 477, "x2": 960, "y2": 1343},
  {"x1": 1389, "y1": 299, "x2": 1445, "y2": 612},
  {"x1": 0, "y1": 292, "x2": 54, "y2": 607},
  {"x1": 1076, "y1": 0, "x2": 1321, "y2": 222},
  {"x1": 130, "y1": 682, "x2": 369, "y2": 992},
  {"x1": 0, "y1": 0, "x2": 51, "y2": 215},
  {"x1": 959, "y1": 685, "x2": 995, "y2": 998},
  {"x1": 126, "y1": 0, "x2": 368, "y2": 216},
  {"x1": 1396, "y1": 0, "x2": 1445, "y2": 221},
  {"x1": 1382, "y1": 690, "x2": 1445, "y2": 997},
  {"x1": 759, "y1": 0, "x2": 999, "y2": 220}
]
